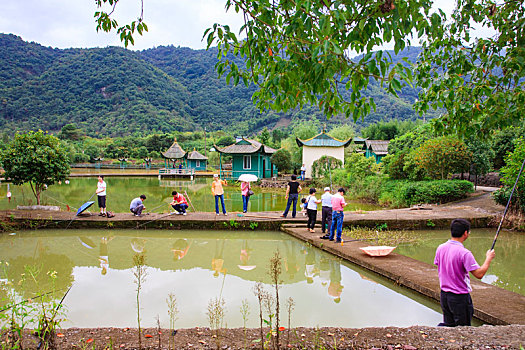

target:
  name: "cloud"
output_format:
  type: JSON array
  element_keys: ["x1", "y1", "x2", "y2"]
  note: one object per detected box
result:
[{"x1": 0, "y1": 0, "x2": 244, "y2": 50}]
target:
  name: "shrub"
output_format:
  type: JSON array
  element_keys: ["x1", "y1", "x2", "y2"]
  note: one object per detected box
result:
[
  {"x1": 397, "y1": 180, "x2": 474, "y2": 206},
  {"x1": 494, "y1": 137, "x2": 525, "y2": 212},
  {"x1": 311, "y1": 155, "x2": 342, "y2": 178}
]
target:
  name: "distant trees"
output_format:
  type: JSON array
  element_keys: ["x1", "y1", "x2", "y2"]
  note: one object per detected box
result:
[
  {"x1": 270, "y1": 149, "x2": 292, "y2": 173},
  {"x1": 1, "y1": 131, "x2": 70, "y2": 205}
]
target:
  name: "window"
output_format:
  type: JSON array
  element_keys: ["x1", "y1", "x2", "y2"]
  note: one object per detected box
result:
[
  {"x1": 196, "y1": 160, "x2": 200, "y2": 168},
  {"x1": 243, "y1": 155, "x2": 251, "y2": 169}
]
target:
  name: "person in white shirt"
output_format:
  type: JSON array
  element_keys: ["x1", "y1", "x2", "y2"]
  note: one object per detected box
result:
[
  {"x1": 96, "y1": 175, "x2": 107, "y2": 216},
  {"x1": 300, "y1": 164, "x2": 307, "y2": 180},
  {"x1": 320, "y1": 187, "x2": 333, "y2": 238},
  {"x1": 306, "y1": 188, "x2": 321, "y2": 233}
]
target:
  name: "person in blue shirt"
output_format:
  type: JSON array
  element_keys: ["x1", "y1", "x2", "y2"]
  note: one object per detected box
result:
[{"x1": 130, "y1": 194, "x2": 146, "y2": 216}]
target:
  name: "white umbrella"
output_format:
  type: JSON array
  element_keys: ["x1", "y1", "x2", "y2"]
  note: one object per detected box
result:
[{"x1": 238, "y1": 174, "x2": 258, "y2": 182}]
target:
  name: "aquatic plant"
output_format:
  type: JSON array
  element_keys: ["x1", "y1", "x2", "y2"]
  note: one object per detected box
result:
[
  {"x1": 286, "y1": 297, "x2": 295, "y2": 347},
  {"x1": 252, "y1": 282, "x2": 266, "y2": 350},
  {"x1": 344, "y1": 227, "x2": 422, "y2": 246},
  {"x1": 239, "y1": 298, "x2": 250, "y2": 350},
  {"x1": 206, "y1": 296, "x2": 226, "y2": 349},
  {"x1": 268, "y1": 251, "x2": 283, "y2": 350},
  {"x1": 132, "y1": 253, "x2": 147, "y2": 350},
  {"x1": 166, "y1": 292, "x2": 179, "y2": 350}
]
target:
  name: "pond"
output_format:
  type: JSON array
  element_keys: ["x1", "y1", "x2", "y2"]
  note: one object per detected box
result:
[
  {"x1": 0, "y1": 177, "x2": 381, "y2": 213},
  {"x1": 395, "y1": 228, "x2": 525, "y2": 296},
  {"x1": 0, "y1": 229, "x2": 449, "y2": 328}
]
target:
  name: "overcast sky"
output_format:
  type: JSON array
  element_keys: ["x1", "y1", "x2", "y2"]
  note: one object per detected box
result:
[
  {"x1": 0, "y1": 0, "x2": 246, "y2": 50},
  {"x1": 1, "y1": 0, "x2": 474, "y2": 52}
]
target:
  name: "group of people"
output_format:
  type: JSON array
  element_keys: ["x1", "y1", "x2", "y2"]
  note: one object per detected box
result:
[
  {"x1": 211, "y1": 173, "x2": 253, "y2": 215},
  {"x1": 99, "y1": 173, "x2": 498, "y2": 328},
  {"x1": 280, "y1": 175, "x2": 347, "y2": 243},
  {"x1": 128, "y1": 173, "x2": 250, "y2": 217}
]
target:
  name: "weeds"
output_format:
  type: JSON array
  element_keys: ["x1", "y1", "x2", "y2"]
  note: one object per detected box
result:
[
  {"x1": 253, "y1": 282, "x2": 266, "y2": 349},
  {"x1": 286, "y1": 297, "x2": 295, "y2": 347},
  {"x1": 206, "y1": 297, "x2": 226, "y2": 349},
  {"x1": 155, "y1": 315, "x2": 162, "y2": 349},
  {"x1": 132, "y1": 253, "x2": 147, "y2": 350},
  {"x1": 268, "y1": 251, "x2": 283, "y2": 350},
  {"x1": 426, "y1": 219, "x2": 436, "y2": 228},
  {"x1": 249, "y1": 222, "x2": 259, "y2": 230},
  {"x1": 343, "y1": 227, "x2": 422, "y2": 246},
  {"x1": 240, "y1": 299, "x2": 250, "y2": 350},
  {"x1": 222, "y1": 219, "x2": 239, "y2": 229},
  {"x1": 166, "y1": 293, "x2": 179, "y2": 350}
]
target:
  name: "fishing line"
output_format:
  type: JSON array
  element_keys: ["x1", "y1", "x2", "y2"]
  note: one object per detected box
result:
[{"x1": 491, "y1": 157, "x2": 525, "y2": 250}]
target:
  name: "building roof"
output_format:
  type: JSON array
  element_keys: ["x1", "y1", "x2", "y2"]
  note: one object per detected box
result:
[
  {"x1": 364, "y1": 140, "x2": 390, "y2": 155},
  {"x1": 216, "y1": 138, "x2": 277, "y2": 154},
  {"x1": 162, "y1": 140, "x2": 186, "y2": 159},
  {"x1": 296, "y1": 132, "x2": 352, "y2": 147},
  {"x1": 186, "y1": 149, "x2": 208, "y2": 160},
  {"x1": 353, "y1": 136, "x2": 367, "y2": 144}
]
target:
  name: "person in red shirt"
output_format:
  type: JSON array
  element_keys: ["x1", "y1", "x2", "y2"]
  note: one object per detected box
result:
[{"x1": 170, "y1": 190, "x2": 188, "y2": 215}]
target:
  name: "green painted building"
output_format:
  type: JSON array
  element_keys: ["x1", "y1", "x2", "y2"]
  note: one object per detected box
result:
[
  {"x1": 363, "y1": 140, "x2": 390, "y2": 163},
  {"x1": 186, "y1": 149, "x2": 208, "y2": 171},
  {"x1": 216, "y1": 138, "x2": 278, "y2": 180}
]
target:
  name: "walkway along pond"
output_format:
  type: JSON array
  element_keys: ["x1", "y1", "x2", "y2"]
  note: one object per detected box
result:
[{"x1": 0, "y1": 193, "x2": 524, "y2": 326}]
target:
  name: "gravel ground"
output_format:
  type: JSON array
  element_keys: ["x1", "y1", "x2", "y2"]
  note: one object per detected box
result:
[{"x1": 9, "y1": 325, "x2": 525, "y2": 349}]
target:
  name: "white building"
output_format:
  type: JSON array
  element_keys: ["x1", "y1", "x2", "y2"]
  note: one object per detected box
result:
[{"x1": 296, "y1": 132, "x2": 353, "y2": 179}]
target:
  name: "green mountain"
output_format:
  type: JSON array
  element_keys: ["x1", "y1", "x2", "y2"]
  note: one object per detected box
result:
[{"x1": 0, "y1": 33, "x2": 435, "y2": 137}]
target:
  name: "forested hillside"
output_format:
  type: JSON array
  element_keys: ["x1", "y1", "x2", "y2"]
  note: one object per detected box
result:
[{"x1": 0, "y1": 33, "x2": 437, "y2": 137}]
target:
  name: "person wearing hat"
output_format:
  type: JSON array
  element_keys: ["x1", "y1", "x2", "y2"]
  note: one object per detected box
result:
[
  {"x1": 320, "y1": 187, "x2": 333, "y2": 239},
  {"x1": 306, "y1": 188, "x2": 321, "y2": 233},
  {"x1": 211, "y1": 174, "x2": 228, "y2": 215}
]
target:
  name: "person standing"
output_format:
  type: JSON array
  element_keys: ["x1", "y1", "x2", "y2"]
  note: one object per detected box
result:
[
  {"x1": 326, "y1": 188, "x2": 346, "y2": 243},
  {"x1": 280, "y1": 175, "x2": 302, "y2": 218},
  {"x1": 130, "y1": 194, "x2": 146, "y2": 216},
  {"x1": 241, "y1": 181, "x2": 251, "y2": 213},
  {"x1": 306, "y1": 188, "x2": 321, "y2": 233},
  {"x1": 434, "y1": 219, "x2": 495, "y2": 327},
  {"x1": 300, "y1": 163, "x2": 306, "y2": 181},
  {"x1": 171, "y1": 190, "x2": 189, "y2": 215},
  {"x1": 96, "y1": 175, "x2": 107, "y2": 217},
  {"x1": 212, "y1": 174, "x2": 227, "y2": 215},
  {"x1": 320, "y1": 187, "x2": 333, "y2": 238}
]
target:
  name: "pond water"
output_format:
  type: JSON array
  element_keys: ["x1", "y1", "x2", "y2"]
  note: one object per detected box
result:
[
  {"x1": 0, "y1": 229, "x2": 447, "y2": 328},
  {"x1": 395, "y1": 229, "x2": 525, "y2": 296},
  {"x1": 0, "y1": 177, "x2": 381, "y2": 213}
]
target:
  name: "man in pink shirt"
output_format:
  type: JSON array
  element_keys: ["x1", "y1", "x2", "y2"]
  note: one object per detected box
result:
[
  {"x1": 326, "y1": 188, "x2": 346, "y2": 243},
  {"x1": 434, "y1": 218, "x2": 495, "y2": 326}
]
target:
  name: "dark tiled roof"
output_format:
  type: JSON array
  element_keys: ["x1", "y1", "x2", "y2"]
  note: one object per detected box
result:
[
  {"x1": 296, "y1": 132, "x2": 352, "y2": 147},
  {"x1": 162, "y1": 141, "x2": 186, "y2": 159},
  {"x1": 365, "y1": 140, "x2": 390, "y2": 155},
  {"x1": 187, "y1": 149, "x2": 208, "y2": 160},
  {"x1": 217, "y1": 138, "x2": 277, "y2": 154}
]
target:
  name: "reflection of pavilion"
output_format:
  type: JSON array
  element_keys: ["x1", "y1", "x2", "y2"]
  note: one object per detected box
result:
[{"x1": 158, "y1": 180, "x2": 209, "y2": 192}]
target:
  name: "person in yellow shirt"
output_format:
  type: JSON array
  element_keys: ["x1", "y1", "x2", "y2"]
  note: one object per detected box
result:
[{"x1": 212, "y1": 174, "x2": 228, "y2": 215}]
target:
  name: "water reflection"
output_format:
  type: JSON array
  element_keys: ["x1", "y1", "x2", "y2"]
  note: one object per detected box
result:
[{"x1": 0, "y1": 229, "x2": 443, "y2": 328}]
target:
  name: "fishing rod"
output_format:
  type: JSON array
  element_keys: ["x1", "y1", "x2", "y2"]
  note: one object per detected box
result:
[
  {"x1": 184, "y1": 190, "x2": 196, "y2": 212},
  {"x1": 143, "y1": 202, "x2": 170, "y2": 214},
  {"x1": 491, "y1": 157, "x2": 525, "y2": 250},
  {"x1": 135, "y1": 210, "x2": 177, "y2": 229}
]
